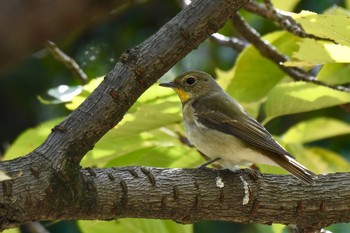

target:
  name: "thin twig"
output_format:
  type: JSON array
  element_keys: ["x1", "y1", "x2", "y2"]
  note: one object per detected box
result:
[
  {"x1": 45, "y1": 40, "x2": 88, "y2": 85},
  {"x1": 244, "y1": 1, "x2": 307, "y2": 37},
  {"x1": 244, "y1": 1, "x2": 279, "y2": 20},
  {"x1": 175, "y1": 0, "x2": 247, "y2": 52},
  {"x1": 231, "y1": 13, "x2": 350, "y2": 92},
  {"x1": 245, "y1": 1, "x2": 335, "y2": 42},
  {"x1": 210, "y1": 33, "x2": 248, "y2": 52},
  {"x1": 263, "y1": 0, "x2": 307, "y2": 37}
]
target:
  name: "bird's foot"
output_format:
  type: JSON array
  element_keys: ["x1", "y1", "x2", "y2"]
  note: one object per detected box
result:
[
  {"x1": 197, "y1": 157, "x2": 221, "y2": 169},
  {"x1": 228, "y1": 167, "x2": 263, "y2": 181},
  {"x1": 246, "y1": 167, "x2": 263, "y2": 181}
]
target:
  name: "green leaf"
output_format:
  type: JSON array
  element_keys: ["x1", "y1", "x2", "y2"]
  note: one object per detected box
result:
[
  {"x1": 287, "y1": 144, "x2": 350, "y2": 173},
  {"x1": 264, "y1": 82, "x2": 350, "y2": 123},
  {"x1": 284, "y1": 39, "x2": 350, "y2": 66},
  {"x1": 271, "y1": 224, "x2": 288, "y2": 233},
  {"x1": 216, "y1": 68, "x2": 261, "y2": 118},
  {"x1": 282, "y1": 117, "x2": 350, "y2": 144},
  {"x1": 79, "y1": 83, "x2": 203, "y2": 169},
  {"x1": 49, "y1": 85, "x2": 82, "y2": 101},
  {"x1": 116, "y1": 101, "x2": 181, "y2": 135},
  {"x1": 252, "y1": 224, "x2": 275, "y2": 233},
  {"x1": 271, "y1": 0, "x2": 300, "y2": 11},
  {"x1": 4, "y1": 118, "x2": 64, "y2": 160},
  {"x1": 2, "y1": 228, "x2": 20, "y2": 233},
  {"x1": 78, "y1": 219, "x2": 192, "y2": 233},
  {"x1": 226, "y1": 31, "x2": 300, "y2": 102},
  {"x1": 66, "y1": 77, "x2": 103, "y2": 110},
  {"x1": 317, "y1": 63, "x2": 350, "y2": 85},
  {"x1": 324, "y1": 5, "x2": 350, "y2": 16},
  {"x1": 81, "y1": 122, "x2": 203, "y2": 168},
  {"x1": 293, "y1": 11, "x2": 350, "y2": 46},
  {"x1": 104, "y1": 144, "x2": 201, "y2": 168},
  {"x1": 216, "y1": 67, "x2": 235, "y2": 91},
  {"x1": 308, "y1": 147, "x2": 350, "y2": 172},
  {"x1": 286, "y1": 10, "x2": 350, "y2": 66}
]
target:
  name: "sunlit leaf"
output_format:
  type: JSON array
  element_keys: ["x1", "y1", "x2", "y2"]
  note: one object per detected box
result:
[
  {"x1": 284, "y1": 39, "x2": 350, "y2": 66},
  {"x1": 78, "y1": 82, "x2": 203, "y2": 169},
  {"x1": 49, "y1": 85, "x2": 83, "y2": 102},
  {"x1": 286, "y1": 10, "x2": 350, "y2": 67},
  {"x1": 78, "y1": 219, "x2": 192, "y2": 233},
  {"x1": 283, "y1": 117, "x2": 350, "y2": 144},
  {"x1": 323, "y1": 5, "x2": 350, "y2": 16},
  {"x1": 4, "y1": 118, "x2": 63, "y2": 160},
  {"x1": 116, "y1": 101, "x2": 181, "y2": 135},
  {"x1": 216, "y1": 67, "x2": 234, "y2": 90},
  {"x1": 264, "y1": 82, "x2": 350, "y2": 123},
  {"x1": 2, "y1": 228, "x2": 20, "y2": 233},
  {"x1": 38, "y1": 85, "x2": 83, "y2": 105},
  {"x1": 287, "y1": 144, "x2": 350, "y2": 173},
  {"x1": 307, "y1": 147, "x2": 350, "y2": 173},
  {"x1": 66, "y1": 77, "x2": 103, "y2": 110},
  {"x1": 271, "y1": 224, "x2": 287, "y2": 233},
  {"x1": 271, "y1": 0, "x2": 300, "y2": 11},
  {"x1": 293, "y1": 11, "x2": 350, "y2": 46},
  {"x1": 216, "y1": 68, "x2": 261, "y2": 118},
  {"x1": 317, "y1": 63, "x2": 350, "y2": 85},
  {"x1": 81, "y1": 122, "x2": 203, "y2": 168},
  {"x1": 226, "y1": 31, "x2": 299, "y2": 102}
]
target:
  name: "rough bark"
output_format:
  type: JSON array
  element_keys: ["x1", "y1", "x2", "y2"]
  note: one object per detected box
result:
[
  {"x1": 1, "y1": 166, "x2": 350, "y2": 231},
  {"x1": 0, "y1": 0, "x2": 252, "y2": 230}
]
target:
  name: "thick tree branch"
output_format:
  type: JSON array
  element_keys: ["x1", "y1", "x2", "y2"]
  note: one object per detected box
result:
[
  {"x1": 2, "y1": 167, "x2": 350, "y2": 231},
  {"x1": 0, "y1": 0, "x2": 249, "y2": 229}
]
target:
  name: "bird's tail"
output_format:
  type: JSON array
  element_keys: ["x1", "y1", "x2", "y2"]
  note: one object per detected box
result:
[{"x1": 273, "y1": 155, "x2": 317, "y2": 185}]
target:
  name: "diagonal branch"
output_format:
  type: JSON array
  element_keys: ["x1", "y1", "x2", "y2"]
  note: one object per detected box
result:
[{"x1": 30, "y1": 0, "x2": 250, "y2": 169}]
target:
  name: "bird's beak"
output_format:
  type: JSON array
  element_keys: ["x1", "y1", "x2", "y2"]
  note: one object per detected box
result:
[{"x1": 159, "y1": 82, "x2": 176, "y2": 88}]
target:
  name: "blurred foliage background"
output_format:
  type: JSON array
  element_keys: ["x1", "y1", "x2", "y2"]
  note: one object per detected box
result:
[{"x1": 1, "y1": 0, "x2": 350, "y2": 232}]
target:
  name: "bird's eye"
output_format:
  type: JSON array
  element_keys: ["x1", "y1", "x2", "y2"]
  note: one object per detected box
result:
[{"x1": 185, "y1": 76, "x2": 196, "y2": 85}]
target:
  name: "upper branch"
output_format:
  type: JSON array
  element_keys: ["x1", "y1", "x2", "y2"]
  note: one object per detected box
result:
[{"x1": 231, "y1": 13, "x2": 350, "y2": 92}]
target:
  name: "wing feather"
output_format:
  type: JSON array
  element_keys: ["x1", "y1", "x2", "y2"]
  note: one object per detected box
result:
[{"x1": 193, "y1": 100, "x2": 292, "y2": 157}]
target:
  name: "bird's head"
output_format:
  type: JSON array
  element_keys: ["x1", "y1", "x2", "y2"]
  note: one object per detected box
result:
[{"x1": 159, "y1": 71, "x2": 221, "y2": 103}]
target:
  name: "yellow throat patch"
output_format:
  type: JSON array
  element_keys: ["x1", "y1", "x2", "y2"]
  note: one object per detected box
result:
[{"x1": 174, "y1": 88, "x2": 190, "y2": 102}]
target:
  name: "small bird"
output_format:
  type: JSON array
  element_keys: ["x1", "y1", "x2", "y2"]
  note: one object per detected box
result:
[{"x1": 160, "y1": 70, "x2": 317, "y2": 184}]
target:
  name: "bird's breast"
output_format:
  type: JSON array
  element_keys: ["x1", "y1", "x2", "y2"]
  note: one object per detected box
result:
[{"x1": 182, "y1": 103, "x2": 276, "y2": 168}]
